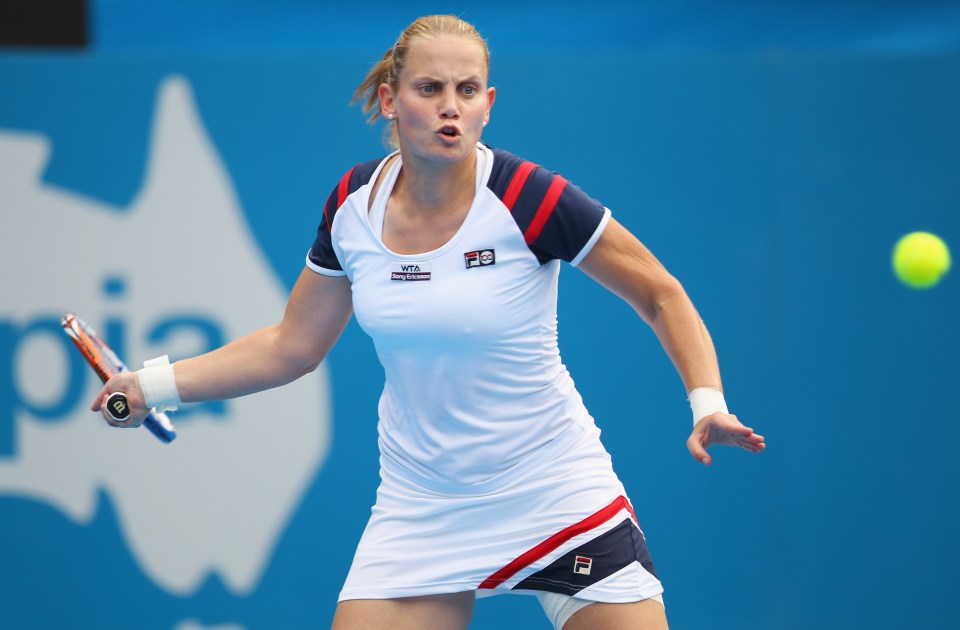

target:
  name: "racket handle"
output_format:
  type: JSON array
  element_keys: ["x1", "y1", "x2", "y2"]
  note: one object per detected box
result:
[{"x1": 105, "y1": 392, "x2": 132, "y2": 422}]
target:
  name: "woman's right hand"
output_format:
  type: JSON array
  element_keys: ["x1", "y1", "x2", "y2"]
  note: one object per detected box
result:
[{"x1": 90, "y1": 372, "x2": 150, "y2": 429}]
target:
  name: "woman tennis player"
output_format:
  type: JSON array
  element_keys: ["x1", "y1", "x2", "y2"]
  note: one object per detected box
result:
[{"x1": 93, "y1": 14, "x2": 764, "y2": 629}]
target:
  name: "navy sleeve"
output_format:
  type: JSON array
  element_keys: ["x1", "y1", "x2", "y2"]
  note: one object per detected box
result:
[
  {"x1": 487, "y1": 148, "x2": 608, "y2": 264},
  {"x1": 307, "y1": 158, "x2": 383, "y2": 273}
]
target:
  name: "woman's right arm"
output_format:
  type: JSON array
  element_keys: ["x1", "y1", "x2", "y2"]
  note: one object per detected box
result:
[{"x1": 91, "y1": 267, "x2": 353, "y2": 426}]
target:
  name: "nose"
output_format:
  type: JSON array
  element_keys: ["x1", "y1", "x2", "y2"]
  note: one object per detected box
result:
[{"x1": 439, "y1": 91, "x2": 459, "y2": 119}]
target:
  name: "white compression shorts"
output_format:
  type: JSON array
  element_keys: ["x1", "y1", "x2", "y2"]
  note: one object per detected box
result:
[{"x1": 537, "y1": 591, "x2": 665, "y2": 630}]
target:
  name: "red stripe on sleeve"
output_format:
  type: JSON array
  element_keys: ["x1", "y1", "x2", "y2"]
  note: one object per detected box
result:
[
  {"x1": 523, "y1": 175, "x2": 568, "y2": 245},
  {"x1": 477, "y1": 495, "x2": 634, "y2": 590},
  {"x1": 326, "y1": 165, "x2": 357, "y2": 231},
  {"x1": 502, "y1": 161, "x2": 537, "y2": 210},
  {"x1": 337, "y1": 166, "x2": 357, "y2": 209}
]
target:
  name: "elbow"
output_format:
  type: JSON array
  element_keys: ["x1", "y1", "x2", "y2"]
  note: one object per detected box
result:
[
  {"x1": 297, "y1": 357, "x2": 323, "y2": 377},
  {"x1": 285, "y1": 346, "x2": 326, "y2": 379},
  {"x1": 644, "y1": 275, "x2": 688, "y2": 323},
  {"x1": 270, "y1": 326, "x2": 326, "y2": 380}
]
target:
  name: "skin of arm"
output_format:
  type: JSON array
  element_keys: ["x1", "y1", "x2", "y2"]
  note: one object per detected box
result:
[
  {"x1": 578, "y1": 218, "x2": 765, "y2": 465},
  {"x1": 92, "y1": 268, "x2": 354, "y2": 425},
  {"x1": 578, "y1": 218, "x2": 720, "y2": 391}
]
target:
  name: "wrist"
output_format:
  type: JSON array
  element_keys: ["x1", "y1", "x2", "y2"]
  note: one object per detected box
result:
[
  {"x1": 688, "y1": 387, "x2": 727, "y2": 426},
  {"x1": 137, "y1": 355, "x2": 181, "y2": 413}
]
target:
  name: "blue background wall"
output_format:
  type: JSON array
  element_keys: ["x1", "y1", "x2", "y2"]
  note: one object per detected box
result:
[{"x1": 2, "y1": 2, "x2": 959, "y2": 628}]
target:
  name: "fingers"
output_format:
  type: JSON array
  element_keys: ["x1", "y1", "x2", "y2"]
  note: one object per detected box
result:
[
  {"x1": 687, "y1": 412, "x2": 766, "y2": 465},
  {"x1": 90, "y1": 373, "x2": 147, "y2": 429},
  {"x1": 100, "y1": 398, "x2": 145, "y2": 428},
  {"x1": 726, "y1": 419, "x2": 765, "y2": 453},
  {"x1": 721, "y1": 425, "x2": 764, "y2": 452},
  {"x1": 686, "y1": 426, "x2": 712, "y2": 466},
  {"x1": 738, "y1": 431, "x2": 766, "y2": 453},
  {"x1": 90, "y1": 382, "x2": 110, "y2": 412}
]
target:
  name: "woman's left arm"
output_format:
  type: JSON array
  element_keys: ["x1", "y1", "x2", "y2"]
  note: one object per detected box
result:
[{"x1": 578, "y1": 218, "x2": 765, "y2": 465}]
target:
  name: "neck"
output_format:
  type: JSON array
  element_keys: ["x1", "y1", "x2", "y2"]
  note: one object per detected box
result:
[{"x1": 395, "y1": 148, "x2": 477, "y2": 212}]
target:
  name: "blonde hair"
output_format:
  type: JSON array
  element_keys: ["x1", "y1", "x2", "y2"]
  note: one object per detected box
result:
[{"x1": 352, "y1": 15, "x2": 491, "y2": 148}]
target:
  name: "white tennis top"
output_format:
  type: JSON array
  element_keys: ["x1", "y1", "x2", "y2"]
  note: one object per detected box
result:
[{"x1": 307, "y1": 144, "x2": 611, "y2": 488}]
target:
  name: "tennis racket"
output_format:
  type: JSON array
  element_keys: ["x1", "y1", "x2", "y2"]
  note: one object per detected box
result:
[{"x1": 61, "y1": 313, "x2": 177, "y2": 443}]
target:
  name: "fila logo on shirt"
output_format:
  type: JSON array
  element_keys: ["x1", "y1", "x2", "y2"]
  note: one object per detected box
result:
[
  {"x1": 464, "y1": 249, "x2": 495, "y2": 269},
  {"x1": 390, "y1": 263, "x2": 432, "y2": 281},
  {"x1": 573, "y1": 556, "x2": 593, "y2": 576}
]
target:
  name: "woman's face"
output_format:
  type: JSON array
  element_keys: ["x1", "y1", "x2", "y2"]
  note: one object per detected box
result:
[{"x1": 381, "y1": 35, "x2": 495, "y2": 166}]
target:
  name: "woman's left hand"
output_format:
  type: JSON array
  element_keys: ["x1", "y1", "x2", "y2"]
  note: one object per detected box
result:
[{"x1": 686, "y1": 412, "x2": 765, "y2": 466}]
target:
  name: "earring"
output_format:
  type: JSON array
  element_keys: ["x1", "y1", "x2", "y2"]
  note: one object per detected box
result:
[{"x1": 387, "y1": 113, "x2": 394, "y2": 120}]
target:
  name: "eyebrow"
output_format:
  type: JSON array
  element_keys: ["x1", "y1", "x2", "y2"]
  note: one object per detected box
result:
[{"x1": 408, "y1": 74, "x2": 483, "y2": 84}]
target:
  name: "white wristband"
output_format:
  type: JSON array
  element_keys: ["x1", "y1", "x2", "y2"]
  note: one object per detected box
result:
[
  {"x1": 137, "y1": 355, "x2": 181, "y2": 413},
  {"x1": 688, "y1": 387, "x2": 728, "y2": 426}
]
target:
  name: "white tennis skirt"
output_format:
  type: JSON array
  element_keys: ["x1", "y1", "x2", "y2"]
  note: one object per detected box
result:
[{"x1": 338, "y1": 423, "x2": 663, "y2": 603}]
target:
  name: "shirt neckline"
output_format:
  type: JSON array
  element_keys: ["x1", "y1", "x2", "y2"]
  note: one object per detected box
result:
[{"x1": 366, "y1": 144, "x2": 492, "y2": 260}]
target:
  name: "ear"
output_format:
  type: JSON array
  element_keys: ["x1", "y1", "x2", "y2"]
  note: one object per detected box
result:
[
  {"x1": 378, "y1": 83, "x2": 397, "y2": 119},
  {"x1": 484, "y1": 86, "x2": 496, "y2": 125}
]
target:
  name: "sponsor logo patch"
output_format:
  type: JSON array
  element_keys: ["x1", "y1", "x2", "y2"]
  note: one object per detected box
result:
[
  {"x1": 391, "y1": 263, "x2": 432, "y2": 281},
  {"x1": 573, "y1": 555, "x2": 593, "y2": 576},
  {"x1": 464, "y1": 249, "x2": 496, "y2": 269}
]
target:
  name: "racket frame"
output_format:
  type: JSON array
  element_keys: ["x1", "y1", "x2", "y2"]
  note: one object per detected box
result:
[{"x1": 61, "y1": 313, "x2": 176, "y2": 443}]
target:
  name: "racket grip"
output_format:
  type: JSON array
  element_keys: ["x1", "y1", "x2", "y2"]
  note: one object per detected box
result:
[{"x1": 105, "y1": 392, "x2": 132, "y2": 422}]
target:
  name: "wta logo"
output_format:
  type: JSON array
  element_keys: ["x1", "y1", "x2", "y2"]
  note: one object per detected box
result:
[
  {"x1": 391, "y1": 263, "x2": 432, "y2": 281},
  {"x1": 0, "y1": 75, "x2": 331, "y2": 600}
]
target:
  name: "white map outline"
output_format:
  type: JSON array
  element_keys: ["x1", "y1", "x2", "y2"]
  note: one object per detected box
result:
[{"x1": 0, "y1": 75, "x2": 331, "y2": 597}]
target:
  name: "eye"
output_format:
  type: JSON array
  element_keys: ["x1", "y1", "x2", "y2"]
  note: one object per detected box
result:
[
  {"x1": 461, "y1": 85, "x2": 477, "y2": 96},
  {"x1": 418, "y1": 83, "x2": 438, "y2": 95}
]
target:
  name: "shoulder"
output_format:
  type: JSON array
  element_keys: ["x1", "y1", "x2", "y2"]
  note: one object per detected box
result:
[
  {"x1": 483, "y1": 145, "x2": 609, "y2": 264},
  {"x1": 322, "y1": 156, "x2": 388, "y2": 228},
  {"x1": 485, "y1": 146, "x2": 538, "y2": 204},
  {"x1": 485, "y1": 146, "x2": 589, "y2": 214},
  {"x1": 309, "y1": 157, "x2": 386, "y2": 275}
]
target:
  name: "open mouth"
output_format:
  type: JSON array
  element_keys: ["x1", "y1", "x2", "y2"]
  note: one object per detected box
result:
[{"x1": 438, "y1": 125, "x2": 461, "y2": 139}]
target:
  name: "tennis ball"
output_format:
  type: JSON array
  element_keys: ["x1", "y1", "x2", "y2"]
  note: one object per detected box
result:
[{"x1": 892, "y1": 231, "x2": 951, "y2": 289}]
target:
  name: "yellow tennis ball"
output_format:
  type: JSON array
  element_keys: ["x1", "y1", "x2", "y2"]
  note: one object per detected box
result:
[{"x1": 892, "y1": 232, "x2": 951, "y2": 289}]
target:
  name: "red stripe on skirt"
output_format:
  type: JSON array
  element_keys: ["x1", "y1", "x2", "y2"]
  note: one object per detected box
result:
[{"x1": 478, "y1": 495, "x2": 636, "y2": 590}]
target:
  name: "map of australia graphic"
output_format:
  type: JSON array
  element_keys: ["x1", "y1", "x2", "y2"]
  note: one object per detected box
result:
[{"x1": 0, "y1": 75, "x2": 332, "y2": 597}]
